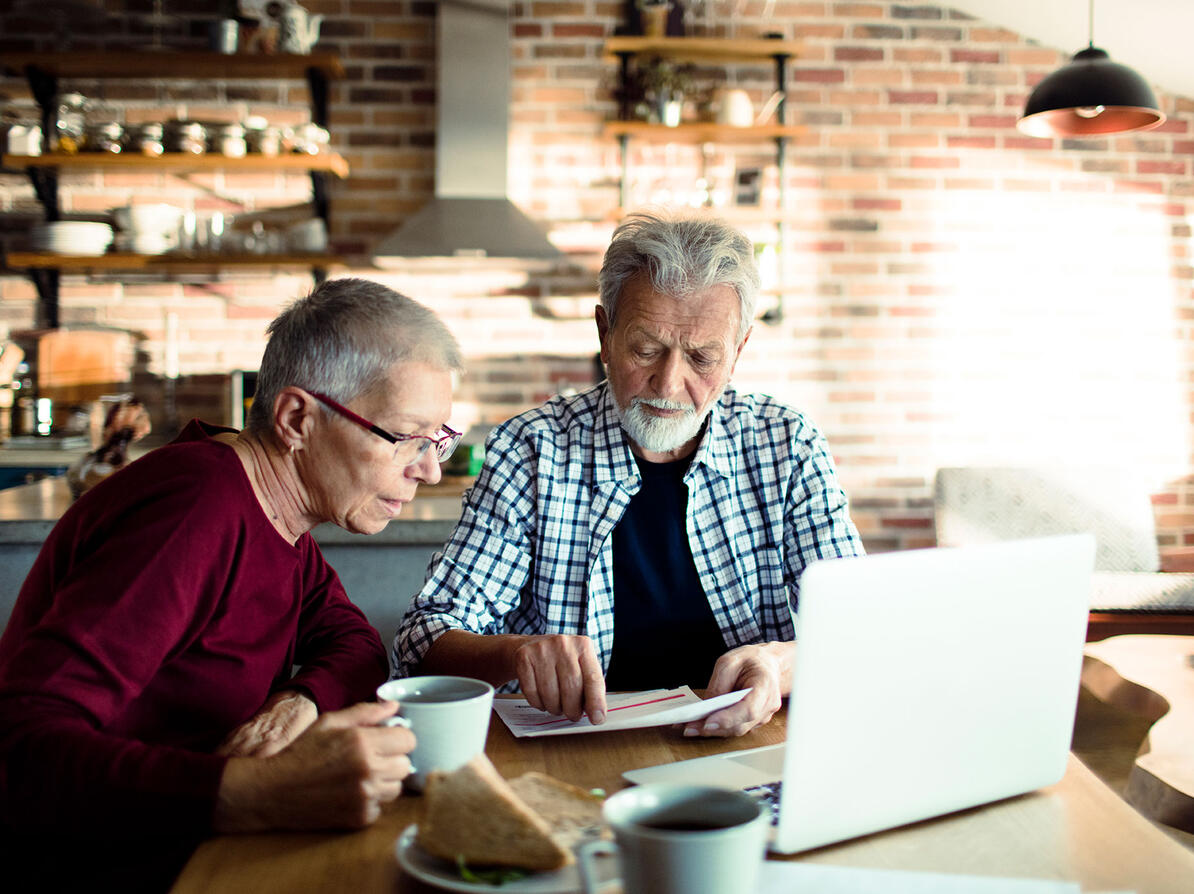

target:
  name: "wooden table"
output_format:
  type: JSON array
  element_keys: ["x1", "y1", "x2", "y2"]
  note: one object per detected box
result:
[
  {"x1": 171, "y1": 701, "x2": 1194, "y2": 894},
  {"x1": 1082, "y1": 634, "x2": 1194, "y2": 833}
]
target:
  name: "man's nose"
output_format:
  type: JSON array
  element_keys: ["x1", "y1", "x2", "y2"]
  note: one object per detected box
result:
[{"x1": 651, "y1": 351, "x2": 686, "y2": 398}]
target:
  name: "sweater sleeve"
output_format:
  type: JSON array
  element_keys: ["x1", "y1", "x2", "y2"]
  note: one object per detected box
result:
[
  {"x1": 286, "y1": 538, "x2": 389, "y2": 709},
  {"x1": 0, "y1": 474, "x2": 237, "y2": 837}
]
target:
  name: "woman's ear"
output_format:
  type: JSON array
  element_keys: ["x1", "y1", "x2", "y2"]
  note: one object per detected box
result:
[{"x1": 273, "y1": 387, "x2": 315, "y2": 453}]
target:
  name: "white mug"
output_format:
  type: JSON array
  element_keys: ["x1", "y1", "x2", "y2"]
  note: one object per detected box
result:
[
  {"x1": 578, "y1": 784, "x2": 768, "y2": 894},
  {"x1": 376, "y1": 676, "x2": 494, "y2": 792}
]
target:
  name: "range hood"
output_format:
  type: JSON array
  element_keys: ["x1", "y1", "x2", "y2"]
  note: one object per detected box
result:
[{"x1": 374, "y1": 0, "x2": 562, "y2": 266}]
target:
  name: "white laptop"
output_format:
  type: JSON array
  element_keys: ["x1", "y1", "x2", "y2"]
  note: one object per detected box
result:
[{"x1": 623, "y1": 534, "x2": 1096, "y2": 854}]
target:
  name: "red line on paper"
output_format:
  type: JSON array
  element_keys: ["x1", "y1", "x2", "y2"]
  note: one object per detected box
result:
[
  {"x1": 607, "y1": 692, "x2": 687, "y2": 712},
  {"x1": 515, "y1": 692, "x2": 690, "y2": 728}
]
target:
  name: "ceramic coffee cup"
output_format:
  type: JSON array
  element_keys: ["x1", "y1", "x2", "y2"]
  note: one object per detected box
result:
[
  {"x1": 577, "y1": 784, "x2": 768, "y2": 894},
  {"x1": 376, "y1": 676, "x2": 495, "y2": 792}
]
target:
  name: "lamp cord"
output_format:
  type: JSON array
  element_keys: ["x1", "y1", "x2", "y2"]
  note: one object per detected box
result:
[{"x1": 1088, "y1": 0, "x2": 1095, "y2": 48}]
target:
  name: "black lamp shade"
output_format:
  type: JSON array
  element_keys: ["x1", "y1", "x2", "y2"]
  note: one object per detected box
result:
[{"x1": 1018, "y1": 46, "x2": 1165, "y2": 137}]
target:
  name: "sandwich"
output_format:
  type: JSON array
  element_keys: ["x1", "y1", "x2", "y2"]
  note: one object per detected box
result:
[{"x1": 416, "y1": 754, "x2": 605, "y2": 871}]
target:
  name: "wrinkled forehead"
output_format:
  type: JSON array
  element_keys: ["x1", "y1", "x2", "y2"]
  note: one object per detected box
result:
[{"x1": 615, "y1": 276, "x2": 742, "y2": 346}]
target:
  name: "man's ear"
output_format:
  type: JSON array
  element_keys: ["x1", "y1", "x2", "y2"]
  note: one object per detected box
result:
[
  {"x1": 273, "y1": 386, "x2": 316, "y2": 452},
  {"x1": 731, "y1": 325, "x2": 753, "y2": 374},
  {"x1": 595, "y1": 304, "x2": 612, "y2": 365}
]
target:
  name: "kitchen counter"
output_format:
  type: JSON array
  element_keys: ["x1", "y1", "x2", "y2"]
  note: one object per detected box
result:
[
  {"x1": 0, "y1": 474, "x2": 468, "y2": 544},
  {"x1": 0, "y1": 442, "x2": 83, "y2": 490},
  {"x1": 0, "y1": 473, "x2": 472, "y2": 646}
]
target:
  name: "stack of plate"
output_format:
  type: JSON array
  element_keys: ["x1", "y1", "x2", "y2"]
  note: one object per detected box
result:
[{"x1": 30, "y1": 221, "x2": 113, "y2": 256}]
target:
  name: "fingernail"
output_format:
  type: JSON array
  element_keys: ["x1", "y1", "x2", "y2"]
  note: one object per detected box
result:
[
  {"x1": 683, "y1": 726, "x2": 699, "y2": 737},
  {"x1": 593, "y1": 711, "x2": 605, "y2": 724},
  {"x1": 703, "y1": 722, "x2": 720, "y2": 732}
]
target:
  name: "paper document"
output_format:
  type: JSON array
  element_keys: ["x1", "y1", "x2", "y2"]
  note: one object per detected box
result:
[
  {"x1": 492, "y1": 686, "x2": 750, "y2": 738},
  {"x1": 756, "y1": 863, "x2": 1083, "y2": 894}
]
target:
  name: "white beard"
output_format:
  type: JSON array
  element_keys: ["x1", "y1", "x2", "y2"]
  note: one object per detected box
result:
[{"x1": 617, "y1": 397, "x2": 707, "y2": 454}]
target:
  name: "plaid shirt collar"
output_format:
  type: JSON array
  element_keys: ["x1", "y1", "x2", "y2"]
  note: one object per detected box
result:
[{"x1": 590, "y1": 383, "x2": 741, "y2": 489}]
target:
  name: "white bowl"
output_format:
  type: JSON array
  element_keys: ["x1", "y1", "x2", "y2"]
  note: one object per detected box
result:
[{"x1": 113, "y1": 203, "x2": 183, "y2": 235}]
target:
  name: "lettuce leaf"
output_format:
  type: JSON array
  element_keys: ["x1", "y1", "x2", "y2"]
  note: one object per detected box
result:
[{"x1": 455, "y1": 855, "x2": 531, "y2": 887}]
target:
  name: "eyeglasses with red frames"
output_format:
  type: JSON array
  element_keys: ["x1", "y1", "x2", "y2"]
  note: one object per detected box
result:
[{"x1": 307, "y1": 391, "x2": 462, "y2": 465}]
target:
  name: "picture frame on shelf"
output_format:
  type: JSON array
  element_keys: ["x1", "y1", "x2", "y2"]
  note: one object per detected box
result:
[{"x1": 733, "y1": 166, "x2": 762, "y2": 206}]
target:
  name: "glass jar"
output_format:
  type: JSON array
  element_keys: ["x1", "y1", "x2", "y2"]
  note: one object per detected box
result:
[
  {"x1": 85, "y1": 121, "x2": 125, "y2": 153},
  {"x1": 54, "y1": 92, "x2": 88, "y2": 154},
  {"x1": 130, "y1": 122, "x2": 165, "y2": 157},
  {"x1": 287, "y1": 122, "x2": 329, "y2": 155},
  {"x1": 166, "y1": 120, "x2": 207, "y2": 155},
  {"x1": 245, "y1": 122, "x2": 281, "y2": 156},
  {"x1": 211, "y1": 122, "x2": 246, "y2": 158}
]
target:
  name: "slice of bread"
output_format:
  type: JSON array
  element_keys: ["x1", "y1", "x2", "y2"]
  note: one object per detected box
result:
[
  {"x1": 507, "y1": 772, "x2": 606, "y2": 853},
  {"x1": 416, "y1": 755, "x2": 605, "y2": 871}
]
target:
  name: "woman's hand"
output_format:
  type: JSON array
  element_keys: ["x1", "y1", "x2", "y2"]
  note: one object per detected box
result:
[
  {"x1": 217, "y1": 690, "x2": 319, "y2": 758},
  {"x1": 215, "y1": 700, "x2": 416, "y2": 833}
]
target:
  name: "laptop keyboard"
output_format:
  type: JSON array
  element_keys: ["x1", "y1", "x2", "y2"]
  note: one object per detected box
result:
[{"x1": 743, "y1": 780, "x2": 782, "y2": 826}]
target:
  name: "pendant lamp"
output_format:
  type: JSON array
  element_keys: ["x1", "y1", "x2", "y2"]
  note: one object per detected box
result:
[{"x1": 1017, "y1": 0, "x2": 1164, "y2": 138}]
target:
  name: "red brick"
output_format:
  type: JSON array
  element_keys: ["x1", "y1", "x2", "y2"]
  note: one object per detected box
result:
[
  {"x1": 910, "y1": 156, "x2": 960, "y2": 169},
  {"x1": 968, "y1": 114, "x2": 1017, "y2": 128},
  {"x1": 1138, "y1": 160, "x2": 1189, "y2": 176},
  {"x1": 1004, "y1": 136, "x2": 1054, "y2": 151},
  {"x1": 889, "y1": 90, "x2": 939, "y2": 104},
  {"x1": 951, "y1": 49, "x2": 999, "y2": 64},
  {"x1": 947, "y1": 136, "x2": 996, "y2": 149},
  {"x1": 835, "y1": 47, "x2": 885, "y2": 62},
  {"x1": 795, "y1": 68, "x2": 848, "y2": 83}
]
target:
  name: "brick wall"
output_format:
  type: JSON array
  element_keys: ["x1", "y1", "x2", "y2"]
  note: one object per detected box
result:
[{"x1": 3, "y1": 1, "x2": 1194, "y2": 559}]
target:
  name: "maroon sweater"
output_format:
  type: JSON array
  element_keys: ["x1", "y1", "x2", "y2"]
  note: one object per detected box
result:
[{"x1": 0, "y1": 421, "x2": 388, "y2": 889}]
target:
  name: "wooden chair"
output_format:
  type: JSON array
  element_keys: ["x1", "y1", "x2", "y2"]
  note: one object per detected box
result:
[{"x1": 933, "y1": 467, "x2": 1194, "y2": 641}]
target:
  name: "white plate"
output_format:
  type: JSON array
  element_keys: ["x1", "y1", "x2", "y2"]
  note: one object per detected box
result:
[
  {"x1": 395, "y1": 824, "x2": 619, "y2": 894},
  {"x1": 31, "y1": 222, "x2": 113, "y2": 255}
]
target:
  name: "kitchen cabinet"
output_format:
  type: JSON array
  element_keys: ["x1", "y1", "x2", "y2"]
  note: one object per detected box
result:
[
  {"x1": 603, "y1": 36, "x2": 804, "y2": 321},
  {"x1": 0, "y1": 51, "x2": 350, "y2": 328}
]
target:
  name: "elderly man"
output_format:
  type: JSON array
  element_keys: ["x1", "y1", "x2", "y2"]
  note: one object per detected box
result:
[{"x1": 394, "y1": 210, "x2": 863, "y2": 737}]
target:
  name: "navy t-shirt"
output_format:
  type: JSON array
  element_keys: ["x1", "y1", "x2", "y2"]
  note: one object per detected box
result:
[{"x1": 605, "y1": 454, "x2": 726, "y2": 690}]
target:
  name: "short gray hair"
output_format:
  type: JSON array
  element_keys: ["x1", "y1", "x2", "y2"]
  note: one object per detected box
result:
[
  {"x1": 597, "y1": 209, "x2": 760, "y2": 343},
  {"x1": 246, "y1": 277, "x2": 464, "y2": 436}
]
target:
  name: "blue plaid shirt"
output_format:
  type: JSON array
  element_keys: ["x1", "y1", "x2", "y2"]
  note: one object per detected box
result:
[{"x1": 392, "y1": 383, "x2": 863, "y2": 683}]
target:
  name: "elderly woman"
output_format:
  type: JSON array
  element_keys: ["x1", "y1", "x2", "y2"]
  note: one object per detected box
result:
[{"x1": 0, "y1": 278, "x2": 464, "y2": 890}]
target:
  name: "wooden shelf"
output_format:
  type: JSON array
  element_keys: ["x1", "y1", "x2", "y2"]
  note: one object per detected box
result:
[
  {"x1": 4, "y1": 252, "x2": 346, "y2": 272},
  {"x1": 3, "y1": 152, "x2": 350, "y2": 179},
  {"x1": 603, "y1": 36, "x2": 803, "y2": 62},
  {"x1": 0, "y1": 50, "x2": 344, "y2": 81},
  {"x1": 602, "y1": 121, "x2": 805, "y2": 142}
]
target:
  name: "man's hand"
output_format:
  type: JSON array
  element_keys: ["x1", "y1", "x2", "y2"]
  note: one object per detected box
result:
[
  {"x1": 513, "y1": 634, "x2": 608, "y2": 724},
  {"x1": 683, "y1": 641, "x2": 794, "y2": 738},
  {"x1": 217, "y1": 690, "x2": 319, "y2": 758},
  {"x1": 215, "y1": 700, "x2": 416, "y2": 833}
]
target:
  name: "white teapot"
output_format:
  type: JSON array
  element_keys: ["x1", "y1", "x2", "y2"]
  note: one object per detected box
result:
[
  {"x1": 712, "y1": 88, "x2": 754, "y2": 127},
  {"x1": 277, "y1": 3, "x2": 323, "y2": 55}
]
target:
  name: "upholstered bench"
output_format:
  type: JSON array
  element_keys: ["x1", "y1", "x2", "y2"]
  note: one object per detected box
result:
[{"x1": 933, "y1": 467, "x2": 1194, "y2": 640}]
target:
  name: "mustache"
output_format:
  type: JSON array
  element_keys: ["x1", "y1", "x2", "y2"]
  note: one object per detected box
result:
[{"x1": 631, "y1": 397, "x2": 695, "y2": 413}]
